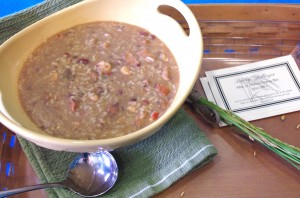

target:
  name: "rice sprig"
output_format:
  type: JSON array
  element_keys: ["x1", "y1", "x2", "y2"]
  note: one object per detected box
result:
[{"x1": 197, "y1": 97, "x2": 300, "y2": 170}]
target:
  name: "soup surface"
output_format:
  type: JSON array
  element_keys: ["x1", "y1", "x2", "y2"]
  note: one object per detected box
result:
[{"x1": 18, "y1": 21, "x2": 179, "y2": 140}]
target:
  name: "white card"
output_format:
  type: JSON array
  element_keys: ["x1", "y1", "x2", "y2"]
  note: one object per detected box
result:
[{"x1": 202, "y1": 55, "x2": 300, "y2": 122}]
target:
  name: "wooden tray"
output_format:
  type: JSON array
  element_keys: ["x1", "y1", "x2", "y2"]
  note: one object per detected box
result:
[{"x1": 1, "y1": 4, "x2": 300, "y2": 198}]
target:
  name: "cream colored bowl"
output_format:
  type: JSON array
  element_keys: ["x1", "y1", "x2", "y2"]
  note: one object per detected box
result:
[{"x1": 0, "y1": 0, "x2": 202, "y2": 152}]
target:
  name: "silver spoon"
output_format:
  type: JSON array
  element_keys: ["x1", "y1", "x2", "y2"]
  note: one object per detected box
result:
[{"x1": 0, "y1": 151, "x2": 118, "y2": 197}]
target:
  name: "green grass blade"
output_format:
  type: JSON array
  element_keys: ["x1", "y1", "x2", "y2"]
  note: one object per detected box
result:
[{"x1": 196, "y1": 97, "x2": 300, "y2": 170}]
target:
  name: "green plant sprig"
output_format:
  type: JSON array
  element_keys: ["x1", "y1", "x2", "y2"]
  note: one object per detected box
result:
[{"x1": 197, "y1": 97, "x2": 300, "y2": 170}]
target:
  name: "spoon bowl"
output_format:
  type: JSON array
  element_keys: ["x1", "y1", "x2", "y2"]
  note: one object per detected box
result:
[
  {"x1": 66, "y1": 152, "x2": 118, "y2": 196},
  {"x1": 0, "y1": 151, "x2": 118, "y2": 197}
]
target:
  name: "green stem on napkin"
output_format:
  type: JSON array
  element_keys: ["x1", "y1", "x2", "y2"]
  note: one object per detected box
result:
[{"x1": 197, "y1": 97, "x2": 300, "y2": 170}]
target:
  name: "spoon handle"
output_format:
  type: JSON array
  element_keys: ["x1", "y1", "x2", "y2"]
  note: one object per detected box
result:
[{"x1": 0, "y1": 183, "x2": 63, "y2": 197}]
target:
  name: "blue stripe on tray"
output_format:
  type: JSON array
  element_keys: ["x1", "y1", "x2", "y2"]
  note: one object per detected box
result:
[
  {"x1": 204, "y1": 49, "x2": 211, "y2": 54},
  {"x1": 9, "y1": 136, "x2": 16, "y2": 148},
  {"x1": 224, "y1": 49, "x2": 235, "y2": 53},
  {"x1": 250, "y1": 48, "x2": 259, "y2": 52},
  {"x1": 5, "y1": 162, "x2": 11, "y2": 176},
  {"x1": 5, "y1": 162, "x2": 14, "y2": 177}
]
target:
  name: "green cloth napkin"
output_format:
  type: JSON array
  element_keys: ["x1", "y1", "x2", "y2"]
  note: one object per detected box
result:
[
  {"x1": 0, "y1": 1, "x2": 218, "y2": 197},
  {"x1": 18, "y1": 109, "x2": 217, "y2": 198}
]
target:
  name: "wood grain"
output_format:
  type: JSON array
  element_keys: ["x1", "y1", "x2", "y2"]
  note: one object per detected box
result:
[{"x1": 1, "y1": 4, "x2": 300, "y2": 198}]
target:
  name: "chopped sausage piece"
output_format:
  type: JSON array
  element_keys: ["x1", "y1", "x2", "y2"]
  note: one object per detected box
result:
[
  {"x1": 145, "y1": 56, "x2": 155, "y2": 63},
  {"x1": 107, "y1": 103, "x2": 119, "y2": 115},
  {"x1": 139, "y1": 109, "x2": 148, "y2": 119},
  {"x1": 138, "y1": 31, "x2": 149, "y2": 37},
  {"x1": 120, "y1": 66, "x2": 131, "y2": 75},
  {"x1": 138, "y1": 48, "x2": 155, "y2": 62},
  {"x1": 96, "y1": 61, "x2": 112, "y2": 75},
  {"x1": 150, "y1": 111, "x2": 159, "y2": 121},
  {"x1": 157, "y1": 99, "x2": 169, "y2": 110},
  {"x1": 69, "y1": 98, "x2": 78, "y2": 112},
  {"x1": 142, "y1": 80, "x2": 149, "y2": 87},
  {"x1": 159, "y1": 53, "x2": 169, "y2": 62},
  {"x1": 77, "y1": 58, "x2": 90, "y2": 65},
  {"x1": 142, "y1": 99, "x2": 150, "y2": 106},
  {"x1": 127, "y1": 106, "x2": 136, "y2": 112},
  {"x1": 88, "y1": 92, "x2": 99, "y2": 101},
  {"x1": 124, "y1": 52, "x2": 139, "y2": 66},
  {"x1": 155, "y1": 83, "x2": 170, "y2": 96},
  {"x1": 64, "y1": 52, "x2": 71, "y2": 58},
  {"x1": 101, "y1": 42, "x2": 110, "y2": 48},
  {"x1": 161, "y1": 68, "x2": 169, "y2": 81}
]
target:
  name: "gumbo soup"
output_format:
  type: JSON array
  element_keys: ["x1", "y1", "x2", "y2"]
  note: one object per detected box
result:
[{"x1": 18, "y1": 21, "x2": 179, "y2": 140}]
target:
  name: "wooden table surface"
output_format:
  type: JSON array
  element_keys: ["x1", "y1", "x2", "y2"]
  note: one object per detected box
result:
[{"x1": 1, "y1": 4, "x2": 300, "y2": 198}]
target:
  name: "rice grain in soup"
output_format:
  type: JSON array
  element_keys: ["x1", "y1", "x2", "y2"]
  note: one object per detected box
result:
[{"x1": 18, "y1": 21, "x2": 179, "y2": 140}]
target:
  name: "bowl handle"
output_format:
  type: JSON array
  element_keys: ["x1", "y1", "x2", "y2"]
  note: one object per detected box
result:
[
  {"x1": 150, "y1": 0, "x2": 203, "y2": 103},
  {"x1": 153, "y1": 0, "x2": 202, "y2": 44}
]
